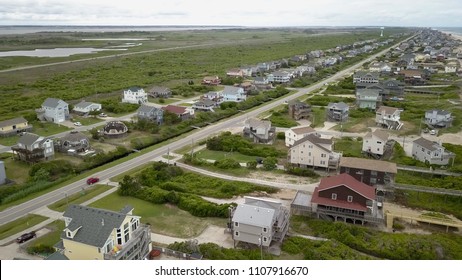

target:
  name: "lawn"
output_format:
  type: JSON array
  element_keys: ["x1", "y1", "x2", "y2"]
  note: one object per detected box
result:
[
  {"x1": 110, "y1": 162, "x2": 152, "y2": 182},
  {"x1": 47, "y1": 184, "x2": 113, "y2": 212},
  {"x1": 89, "y1": 192, "x2": 227, "y2": 238},
  {"x1": 310, "y1": 107, "x2": 327, "y2": 128},
  {"x1": 147, "y1": 97, "x2": 178, "y2": 105},
  {"x1": 0, "y1": 214, "x2": 48, "y2": 241},
  {"x1": 195, "y1": 149, "x2": 257, "y2": 163},
  {"x1": 27, "y1": 220, "x2": 65, "y2": 248},
  {"x1": 30, "y1": 121, "x2": 72, "y2": 136},
  {"x1": 0, "y1": 135, "x2": 19, "y2": 146},
  {"x1": 0, "y1": 152, "x2": 31, "y2": 184}
]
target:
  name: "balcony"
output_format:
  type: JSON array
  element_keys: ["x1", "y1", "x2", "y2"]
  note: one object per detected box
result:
[{"x1": 104, "y1": 225, "x2": 151, "y2": 260}]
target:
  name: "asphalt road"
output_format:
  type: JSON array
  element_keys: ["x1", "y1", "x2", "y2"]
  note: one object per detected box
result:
[{"x1": 0, "y1": 36, "x2": 411, "y2": 225}]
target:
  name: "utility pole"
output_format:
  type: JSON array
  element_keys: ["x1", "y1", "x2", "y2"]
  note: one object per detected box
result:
[
  {"x1": 190, "y1": 138, "x2": 194, "y2": 158},
  {"x1": 167, "y1": 147, "x2": 170, "y2": 165}
]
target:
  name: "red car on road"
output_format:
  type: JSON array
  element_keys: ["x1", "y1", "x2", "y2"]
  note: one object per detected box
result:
[{"x1": 86, "y1": 177, "x2": 100, "y2": 185}]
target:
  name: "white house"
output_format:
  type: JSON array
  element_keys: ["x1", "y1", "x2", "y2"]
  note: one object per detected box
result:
[
  {"x1": 376, "y1": 106, "x2": 403, "y2": 130},
  {"x1": 122, "y1": 87, "x2": 147, "y2": 104},
  {"x1": 285, "y1": 126, "x2": 317, "y2": 147},
  {"x1": 425, "y1": 109, "x2": 453, "y2": 128},
  {"x1": 222, "y1": 86, "x2": 246, "y2": 102},
  {"x1": 412, "y1": 137, "x2": 455, "y2": 165},
  {"x1": 362, "y1": 130, "x2": 389, "y2": 156},
  {"x1": 73, "y1": 101, "x2": 102, "y2": 115},
  {"x1": 267, "y1": 71, "x2": 291, "y2": 83},
  {"x1": 288, "y1": 134, "x2": 341, "y2": 170},
  {"x1": 369, "y1": 61, "x2": 392, "y2": 73},
  {"x1": 37, "y1": 98, "x2": 69, "y2": 124}
]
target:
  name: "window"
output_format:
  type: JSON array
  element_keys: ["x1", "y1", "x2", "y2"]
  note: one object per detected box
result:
[
  {"x1": 263, "y1": 227, "x2": 268, "y2": 233},
  {"x1": 347, "y1": 196, "x2": 353, "y2": 202},
  {"x1": 320, "y1": 160, "x2": 326, "y2": 165},
  {"x1": 123, "y1": 223, "x2": 130, "y2": 243},
  {"x1": 377, "y1": 141, "x2": 382, "y2": 144},
  {"x1": 308, "y1": 145, "x2": 313, "y2": 149},
  {"x1": 321, "y1": 154, "x2": 326, "y2": 158},
  {"x1": 234, "y1": 222, "x2": 239, "y2": 227},
  {"x1": 371, "y1": 170, "x2": 377, "y2": 176},
  {"x1": 234, "y1": 231, "x2": 239, "y2": 236},
  {"x1": 116, "y1": 228, "x2": 122, "y2": 245},
  {"x1": 66, "y1": 231, "x2": 71, "y2": 238},
  {"x1": 331, "y1": 193, "x2": 337, "y2": 200},
  {"x1": 131, "y1": 218, "x2": 139, "y2": 231},
  {"x1": 308, "y1": 152, "x2": 311, "y2": 156},
  {"x1": 263, "y1": 237, "x2": 268, "y2": 242}
]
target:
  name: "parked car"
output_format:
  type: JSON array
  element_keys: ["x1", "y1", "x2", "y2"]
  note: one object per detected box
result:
[
  {"x1": 86, "y1": 177, "x2": 100, "y2": 185},
  {"x1": 16, "y1": 231, "x2": 36, "y2": 243},
  {"x1": 74, "y1": 122, "x2": 82, "y2": 126},
  {"x1": 430, "y1": 130, "x2": 436, "y2": 135},
  {"x1": 99, "y1": 113, "x2": 108, "y2": 117}
]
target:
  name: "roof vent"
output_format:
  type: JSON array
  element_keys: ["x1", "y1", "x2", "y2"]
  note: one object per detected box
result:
[{"x1": 101, "y1": 219, "x2": 105, "y2": 226}]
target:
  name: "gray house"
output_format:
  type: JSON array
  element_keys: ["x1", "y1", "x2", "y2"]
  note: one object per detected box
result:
[
  {"x1": 356, "y1": 88, "x2": 382, "y2": 110},
  {"x1": 36, "y1": 98, "x2": 69, "y2": 123},
  {"x1": 425, "y1": 109, "x2": 453, "y2": 128},
  {"x1": 327, "y1": 102, "x2": 349, "y2": 122},
  {"x1": 11, "y1": 132, "x2": 54, "y2": 163},
  {"x1": 137, "y1": 105, "x2": 163, "y2": 125},
  {"x1": 231, "y1": 197, "x2": 290, "y2": 248},
  {"x1": 148, "y1": 86, "x2": 172, "y2": 98},
  {"x1": 412, "y1": 137, "x2": 455, "y2": 165},
  {"x1": 73, "y1": 101, "x2": 102, "y2": 115},
  {"x1": 243, "y1": 118, "x2": 275, "y2": 144},
  {"x1": 56, "y1": 131, "x2": 91, "y2": 153}
]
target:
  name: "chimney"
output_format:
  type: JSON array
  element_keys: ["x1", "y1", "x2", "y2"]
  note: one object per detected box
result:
[{"x1": 101, "y1": 219, "x2": 104, "y2": 226}]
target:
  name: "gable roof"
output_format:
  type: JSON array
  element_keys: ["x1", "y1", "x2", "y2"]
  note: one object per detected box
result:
[
  {"x1": 327, "y1": 102, "x2": 349, "y2": 110},
  {"x1": 425, "y1": 109, "x2": 451, "y2": 116},
  {"x1": 137, "y1": 104, "x2": 160, "y2": 114},
  {"x1": 222, "y1": 86, "x2": 242, "y2": 96},
  {"x1": 127, "y1": 86, "x2": 143, "y2": 92},
  {"x1": 340, "y1": 157, "x2": 397, "y2": 174},
  {"x1": 364, "y1": 129, "x2": 389, "y2": 142},
  {"x1": 62, "y1": 205, "x2": 135, "y2": 248},
  {"x1": 292, "y1": 134, "x2": 332, "y2": 153},
  {"x1": 0, "y1": 117, "x2": 27, "y2": 128},
  {"x1": 42, "y1": 98, "x2": 67, "y2": 108},
  {"x1": 413, "y1": 137, "x2": 440, "y2": 151},
  {"x1": 377, "y1": 106, "x2": 399, "y2": 115},
  {"x1": 163, "y1": 105, "x2": 187, "y2": 115},
  {"x1": 291, "y1": 126, "x2": 315, "y2": 135},
  {"x1": 194, "y1": 99, "x2": 215, "y2": 107},
  {"x1": 74, "y1": 101, "x2": 100, "y2": 109},
  {"x1": 245, "y1": 118, "x2": 271, "y2": 130},
  {"x1": 318, "y1": 173, "x2": 376, "y2": 200},
  {"x1": 17, "y1": 132, "x2": 41, "y2": 146}
]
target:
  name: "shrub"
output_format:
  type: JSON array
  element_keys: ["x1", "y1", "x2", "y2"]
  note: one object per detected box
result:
[{"x1": 214, "y1": 158, "x2": 241, "y2": 169}]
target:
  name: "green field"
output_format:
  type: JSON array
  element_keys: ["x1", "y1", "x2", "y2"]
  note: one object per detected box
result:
[
  {"x1": 0, "y1": 214, "x2": 48, "y2": 241},
  {"x1": 47, "y1": 184, "x2": 114, "y2": 212}
]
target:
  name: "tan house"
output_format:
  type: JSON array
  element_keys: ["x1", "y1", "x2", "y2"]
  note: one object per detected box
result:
[
  {"x1": 0, "y1": 117, "x2": 32, "y2": 137},
  {"x1": 53, "y1": 205, "x2": 152, "y2": 260},
  {"x1": 288, "y1": 134, "x2": 341, "y2": 170},
  {"x1": 285, "y1": 126, "x2": 317, "y2": 147}
]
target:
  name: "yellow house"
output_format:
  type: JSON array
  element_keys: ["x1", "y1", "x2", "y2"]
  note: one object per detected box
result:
[
  {"x1": 52, "y1": 205, "x2": 151, "y2": 260},
  {"x1": 0, "y1": 117, "x2": 32, "y2": 136}
]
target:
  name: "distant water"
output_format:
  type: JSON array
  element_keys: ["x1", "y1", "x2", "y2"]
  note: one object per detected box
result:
[
  {"x1": 437, "y1": 27, "x2": 462, "y2": 36},
  {"x1": 0, "y1": 25, "x2": 241, "y2": 35}
]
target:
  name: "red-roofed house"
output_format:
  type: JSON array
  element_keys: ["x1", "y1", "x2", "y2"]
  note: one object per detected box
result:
[
  {"x1": 162, "y1": 105, "x2": 192, "y2": 121},
  {"x1": 310, "y1": 173, "x2": 383, "y2": 225}
]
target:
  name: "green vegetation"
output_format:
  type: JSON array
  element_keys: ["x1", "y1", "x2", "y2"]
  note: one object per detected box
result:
[
  {"x1": 0, "y1": 214, "x2": 48, "y2": 241},
  {"x1": 291, "y1": 216, "x2": 462, "y2": 259},
  {"x1": 90, "y1": 191, "x2": 226, "y2": 238},
  {"x1": 116, "y1": 162, "x2": 276, "y2": 218},
  {"x1": 47, "y1": 184, "x2": 113, "y2": 212},
  {"x1": 309, "y1": 107, "x2": 326, "y2": 128},
  {"x1": 0, "y1": 30, "x2": 398, "y2": 121},
  {"x1": 195, "y1": 149, "x2": 259, "y2": 163},
  {"x1": 27, "y1": 220, "x2": 65, "y2": 254},
  {"x1": 169, "y1": 242, "x2": 273, "y2": 260},
  {"x1": 393, "y1": 189, "x2": 462, "y2": 220},
  {"x1": 333, "y1": 137, "x2": 363, "y2": 158},
  {"x1": 282, "y1": 236, "x2": 373, "y2": 260}
]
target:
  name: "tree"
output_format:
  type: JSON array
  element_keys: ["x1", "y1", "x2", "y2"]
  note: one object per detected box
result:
[
  {"x1": 89, "y1": 127, "x2": 101, "y2": 140},
  {"x1": 263, "y1": 157, "x2": 278, "y2": 171},
  {"x1": 119, "y1": 175, "x2": 141, "y2": 196},
  {"x1": 88, "y1": 109, "x2": 101, "y2": 118},
  {"x1": 32, "y1": 168, "x2": 50, "y2": 182}
]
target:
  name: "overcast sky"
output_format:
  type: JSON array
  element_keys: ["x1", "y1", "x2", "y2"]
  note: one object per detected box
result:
[{"x1": 0, "y1": 0, "x2": 461, "y2": 27}]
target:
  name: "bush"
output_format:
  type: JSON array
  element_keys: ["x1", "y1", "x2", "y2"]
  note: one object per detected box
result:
[
  {"x1": 26, "y1": 244, "x2": 55, "y2": 256},
  {"x1": 214, "y1": 158, "x2": 241, "y2": 169},
  {"x1": 276, "y1": 132, "x2": 285, "y2": 140},
  {"x1": 286, "y1": 167, "x2": 320, "y2": 178}
]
